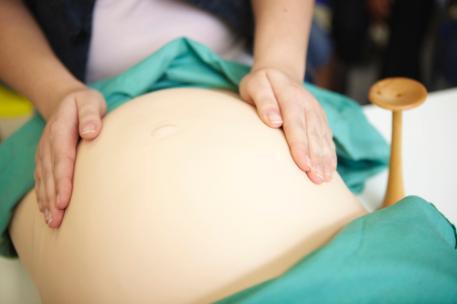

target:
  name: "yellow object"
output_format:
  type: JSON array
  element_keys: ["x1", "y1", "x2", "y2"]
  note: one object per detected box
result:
[
  {"x1": 0, "y1": 85, "x2": 33, "y2": 118},
  {"x1": 368, "y1": 77, "x2": 428, "y2": 208}
]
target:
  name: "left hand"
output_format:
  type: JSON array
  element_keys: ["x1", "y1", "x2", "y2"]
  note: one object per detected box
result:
[{"x1": 239, "y1": 67, "x2": 336, "y2": 184}]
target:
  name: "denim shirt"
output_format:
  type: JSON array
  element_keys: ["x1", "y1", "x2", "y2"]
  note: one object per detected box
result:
[{"x1": 23, "y1": 0, "x2": 253, "y2": 82}]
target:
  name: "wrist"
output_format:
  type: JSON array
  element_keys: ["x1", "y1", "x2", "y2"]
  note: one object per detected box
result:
[
  {"x1": 40, "y1": 80, "x2": 87, "y2": 120},
  {"x1": 251, "y1": 63, "x2": 305, "y2": 84}
]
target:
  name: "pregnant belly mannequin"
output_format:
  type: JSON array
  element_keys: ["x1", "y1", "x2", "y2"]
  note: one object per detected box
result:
[{"x1": 9, "y1": 88, "x2": 366, "y2": 304}]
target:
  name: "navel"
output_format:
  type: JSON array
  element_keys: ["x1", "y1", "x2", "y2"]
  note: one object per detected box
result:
[{"x1": 150, "y1": 124, "x2": 178, "y2": 140}]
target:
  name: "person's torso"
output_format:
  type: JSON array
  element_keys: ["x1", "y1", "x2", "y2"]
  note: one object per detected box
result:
[
  {"x1": 24, "y1": 0, "x2": 253, "y2": 82},
  {"x1": 86, "y1": 0, "x2": 247, "y2": 83}
]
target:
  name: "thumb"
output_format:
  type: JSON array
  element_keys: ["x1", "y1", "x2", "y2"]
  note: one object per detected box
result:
[{"x1": 76, "y1": 90, "x2": 107, "y2": 140}]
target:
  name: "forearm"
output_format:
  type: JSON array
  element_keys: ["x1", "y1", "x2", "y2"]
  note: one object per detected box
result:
[
  {"x1": 0, "y1": 0, "x2": 86, "y2": 119},
  {"x1": 251, "y1": 0, "x2": 314, "y2": 82}
]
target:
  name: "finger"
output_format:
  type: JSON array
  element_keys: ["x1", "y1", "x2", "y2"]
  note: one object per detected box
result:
[
  {"x1": 304, "y1": 103, "x2": 329, "y2": 184},
  {"x1": 322, "y1": 123, "x2": 337, "y2": 181},
  {"x1": 317, "y1": 105, "x2": 337, "y2": 177},
  {"x1": 38, "y1": 139, "x2": 51, "y2": 213},
  {"x1": 241, "y1": 72, "x2": 283, "y2": 128},
  {"x1": 267, "y1": 73, "x2": 312, "y2": 171},
  {"x1": 53, "y1": 151, "x2": 76, "y2": 210},
  {"x1": 50, "y1": 103, "x2": 79, "y2": 210},
  {"x1": 76, "y1": 91, "x2": 106, "y2": 140},
  {"x1": 34, "y1": 156, "x2": 45, "y2": 212},
  {"x1": 48, "y1": 208, "x2": 65, "y2": 229},
  {"x1": 40, "y1": 178, "x2": 50, "y2": 224},
  {"x1": 280, "y1": 100, "x2": 312, "y2": 172},
  {"x1": 273, "y1": 76, "x2": 331, "y2": 183},
  {"x1": 47, "y1": 134, "x2": 73, "y2": 227},
  {"x1": 326, "y1": 140, "x2": 337, "y2": 180},
  {"x1": 41, "y1": 139, "x2": 57, "y2": 224},
  {"x1": 39, "y1": 164, "x2": 51, "y2": 224},
  {"x1": 313, "y1": 105, "x2": 337, "y2": 182},
  {"x1": 320, "y1": 125, "x2": 337, "y2": 181}
]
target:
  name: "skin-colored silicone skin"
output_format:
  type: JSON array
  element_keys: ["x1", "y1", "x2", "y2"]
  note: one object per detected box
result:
[{"x1": 10, "y1": 88, "x2": 366, "y2": 304}]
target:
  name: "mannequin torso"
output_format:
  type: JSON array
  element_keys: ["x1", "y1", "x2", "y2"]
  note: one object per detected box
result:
[{"x1": 10, "y1": 88, "x2": 366, "y2": 303}]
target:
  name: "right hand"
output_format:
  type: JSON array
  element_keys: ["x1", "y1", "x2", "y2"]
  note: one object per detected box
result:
[
  {"x1": 34, "y1": 88, "x2": 106, "y2": 228},
  {"x1": 239, "y1": 68, "x2": 336, "y2": 184}
]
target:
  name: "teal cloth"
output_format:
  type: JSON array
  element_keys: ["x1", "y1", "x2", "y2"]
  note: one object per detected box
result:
[
  {"x1": 217, "y1": 196, "x2": 457, "y2": 304},
  {"x1": 0, "y1": 38, "x2": 388, "y2": 256}
]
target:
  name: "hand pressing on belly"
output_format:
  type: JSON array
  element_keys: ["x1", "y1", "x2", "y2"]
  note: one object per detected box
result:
[
  {"x1": 34, "y1": 88, "x2": 106, "y2": 228},
  {"x1": 247, "y1": 0, "x2": 336, "y2": 183},
  {"x1": 239, "y1": 68, "x2": 336, "y2": 184}
]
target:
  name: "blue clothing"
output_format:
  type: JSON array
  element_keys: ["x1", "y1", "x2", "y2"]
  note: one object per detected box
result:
[
  {"x1": 306, "y1": 20, "x2": 333, "y2": 82},
  {"x1": 437, "y1": 19, "x2": 457, "y2": 86}
]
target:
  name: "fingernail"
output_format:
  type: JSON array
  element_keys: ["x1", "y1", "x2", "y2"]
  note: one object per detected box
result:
[
  {"x1": 267, "y1": 112, "x2": 282, "y2": 125},
  {"x1": 81, "y1": 123, "x2": 96, "y2": 135},
  {"x1": 314, "y1": 168, "x2": 324, "y2": 183},
  {"x1": 303, "y1": 155, "x2": 312, "y2": 169},
  {"x1": 44, "y1": 209, "x2": 52, "y2": 224}
]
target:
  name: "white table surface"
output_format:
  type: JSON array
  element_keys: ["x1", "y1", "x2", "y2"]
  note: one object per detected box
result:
[{"x1": 359, "y1": 88, "x2": 457, "y2": 225}]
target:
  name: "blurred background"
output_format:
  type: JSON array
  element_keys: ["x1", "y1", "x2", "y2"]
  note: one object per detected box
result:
[{"x1": 305, "y1": 0, "x2": 457, "y2": 104}]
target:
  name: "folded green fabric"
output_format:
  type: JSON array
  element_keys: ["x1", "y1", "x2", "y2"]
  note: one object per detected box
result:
[
  {"x1": 217, "y1": 196, "x2": 457, "y2": 304},
  {"x1": 0, "y1": 38, "x2": 388, "y2": 256}
]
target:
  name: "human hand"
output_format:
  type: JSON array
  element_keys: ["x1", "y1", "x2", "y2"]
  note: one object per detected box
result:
[
  {"x1": 34, "y1": 88, "x2": 106, "y2": 228},
  {"x1": 239, "y1": 68, "x2": 336, "y2": 184}
]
